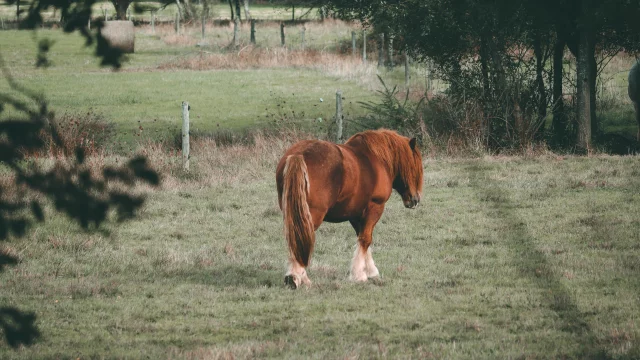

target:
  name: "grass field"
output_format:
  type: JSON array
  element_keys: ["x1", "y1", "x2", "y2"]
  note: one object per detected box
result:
[
  {"x1": 0, "y1": 25, "x2": 382, "y2": 151},
  {"x1": 0, "y1": 1, "x2": 316, "y2": 22},
  {"x1": 2, "y1": 7, "x2": 640, "y2": 358},
  {"x1": 1, "y1": 140, "x2": 640, "y2": 358}
]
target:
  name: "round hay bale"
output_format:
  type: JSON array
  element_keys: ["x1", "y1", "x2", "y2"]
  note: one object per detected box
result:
[{"x1": 100, "y1": 20, "x2": 135, "y2": 54}]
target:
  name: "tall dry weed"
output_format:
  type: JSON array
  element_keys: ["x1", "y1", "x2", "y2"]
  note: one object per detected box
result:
[
  {"x1": 24, "y1": 110, "x2": 115, "y2": 159},
  {"x1": 157, "y1": 46, "x2": 376, "y2": 85},
  {"x1": 135, "y1": 129, "x2": 314, "y2": 190}
]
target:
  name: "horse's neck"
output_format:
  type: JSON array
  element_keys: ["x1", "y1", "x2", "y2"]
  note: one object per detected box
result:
[{"x1": 343, "y1": 139, "x2": 397, "y2": 180}]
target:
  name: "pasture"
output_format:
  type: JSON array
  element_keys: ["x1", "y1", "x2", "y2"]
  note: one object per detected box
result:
[
  {"x1": 0, "y1": 25, "x2": 380, "y2": 151},
  {"x1": 1, "y1": 4, "x2": 640, "y2": 358},
  {"x1": 2, "y1": 141, "x2": 640, "y2": 358}
]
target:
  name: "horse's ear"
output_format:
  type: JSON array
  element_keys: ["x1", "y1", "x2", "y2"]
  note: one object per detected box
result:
[{"x1": 409, "y1": 137, "x2": 417, "y2": 150}]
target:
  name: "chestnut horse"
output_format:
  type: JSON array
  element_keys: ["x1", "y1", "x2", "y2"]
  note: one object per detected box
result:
[{"x1": 275, "y1": 129, "x2": 423, "y2": 289}]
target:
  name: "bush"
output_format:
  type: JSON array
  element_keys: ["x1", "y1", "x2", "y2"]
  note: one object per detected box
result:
[
  {"x1": 34, "y1": 110, "x2": 115, "y2": 157},
  {"x1": 355, "y1": 76, "x2": 425, "y2": 136}
]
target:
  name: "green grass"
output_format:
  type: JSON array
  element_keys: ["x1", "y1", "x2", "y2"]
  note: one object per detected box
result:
[
  {"x1": 0, "y1": 28, "x2": 376, "y2": 151},
  {"x1": 0, "y1": 1, "x2": 316, "y2": 22},
  {"x1": 1, "y1": 151, "x2": 640, "y2": 358}
]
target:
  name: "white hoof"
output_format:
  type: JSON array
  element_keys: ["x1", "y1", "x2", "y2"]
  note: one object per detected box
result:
[
  {"x1": 366, "y1": 266, "x2": 380, "y2": 278},
  {"x1": 350, "y1": 272, "x2": 368, "y2": 282}
]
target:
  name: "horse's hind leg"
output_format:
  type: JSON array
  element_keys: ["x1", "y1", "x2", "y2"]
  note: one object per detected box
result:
[
  {"x1": 284, "y1": 209, "x2": 324, "y2": 289},
  {"x1": 285, "y1": 259, "x2": 311, "y2": 289}
]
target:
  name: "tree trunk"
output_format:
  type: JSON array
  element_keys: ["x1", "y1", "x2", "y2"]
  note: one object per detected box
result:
[
  {"x1": 111, "y1": 0, "x2": 131, "y2": 20},
  {"x1": 387, "y1": 34, "x2": 394, "y2": 68},
  {"x1": 589, "y1": 53, "x2": 598, "y2": 137},
  {"x1": 576, "y1": 1, "x2": 594, "y2": 152},
  {"x1": 233, "y1": 18, "x2": 239, "y2": 47},
  {"x1": 228, "y1": 0, "x2": 234, "y2": 20},
  {"x1": 175, "y1": 0, "x2": 183, "y2": 21},
  {"x1": 234, "y1": 0, "x2": 242, "y2": 22},
  {"x1": 479, "y1": 34, "x2": 491, "y2": 146},
  {"x1": 243, "y1": 0, "x2": 251, "y2": 20},
  {"x1": 552, "y1": 33, "x2": 567, "y2": 145},
  {"x1": 534, "y1": 31, "x2": 547, "y2": 132},
  {"x1": 182, "y1": 0, "x2": 194, "y2": 20},
  {"x1": 488, "y1": 36, "x2": 509, "y2": 139},
  {"x1": 378, "y1": 33, "x2": 384, "y2": 67}
]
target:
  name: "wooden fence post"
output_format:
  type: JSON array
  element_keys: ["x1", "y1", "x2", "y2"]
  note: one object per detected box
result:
[
  {"x1": 201, "y1": 10, "x2": 205, "y2": 39},
  {"x1": 378, "y1": 33, "x2": 384, "y2": 67},
  {"x1": 426, "y1": 61, "x2": 432, "y2": 92},
  {"x1": 301, "y1": 25, "x2": 306, "y2": 50},
  {"x1": 175, "y1": 12, "x2": 180, "y2": 34},
  {"x1": 336, "y1": 90, "x2": 343, "y2": 143},
  {"x1": 250, "y1": 19, "x2": 256, "y2": 44},
  {"x1": 405, "y1": 50, "x2": 410, "y2": 87},
  {"x1": 362, "y1": 30, "x2": 367, "y2": 64},
  {"x1": 351, "y1": 31, "x2": 356, "y2": 57},
  {"x1": 280, "y1": 22, "x2": 285, "y2": 46},
  {"x1": 182, "y1": 101, "x2": 190, "y2": 171},
  {"x1": 388, "y1": 35, "x2": 394, "y2": 68},
  {"x1": 151, "y1": 11, "x2": 155, "y2": 33}
]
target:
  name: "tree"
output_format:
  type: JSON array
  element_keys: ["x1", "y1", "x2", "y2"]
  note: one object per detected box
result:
[
  {"x1": 325, "y1": 0, "x2": 640, "y2": 149},
  {"x1": 227, "y1": 0, "x2": 234, "y2": 20},
  {"x1": 1, "y1": 0, "x2": 159, "y2": 348},
  {"x1": 111, "y1": 0, "x2": 133, "y2": 20},
  {"x1": 235, "y1": 0, "x2": 242, "y2": 22},
  {"x1": 243, "y1": 0, "x2": 251, "y2": 20}
]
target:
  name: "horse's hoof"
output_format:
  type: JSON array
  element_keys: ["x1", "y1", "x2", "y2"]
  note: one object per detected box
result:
[
  {"x1": 284, "y1": 275, "x2": 298, "y2": 289},
  {"x1": 366, "y1": 268, "x2": 380, "y2": 278},
  {"x1": 349, "y1": 273, "x2": 368, "y2": 283}
]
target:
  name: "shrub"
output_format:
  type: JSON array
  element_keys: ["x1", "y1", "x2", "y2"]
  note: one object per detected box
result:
[
  {"x1": 355, "y1": 76, "x2": 425, "y2": 136},
  {"x1": 33, "y1": 110, "x2": 115, "y2": 157}
]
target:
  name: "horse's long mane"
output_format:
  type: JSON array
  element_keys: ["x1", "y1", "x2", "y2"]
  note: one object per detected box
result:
[{"x1": 345, "y1": 129, "x2": 419, "y2": 182}]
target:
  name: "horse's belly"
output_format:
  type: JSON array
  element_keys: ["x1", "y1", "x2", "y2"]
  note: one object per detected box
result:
[
  {"x1": 322, "y1": 203, "x2": 364, "y2": 223},
  {"x1": 322, "y1": 214, "x2": 351, "y2": 223}
]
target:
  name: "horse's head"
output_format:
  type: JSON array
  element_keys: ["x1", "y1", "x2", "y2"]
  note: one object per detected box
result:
[{"x1": 393, "y1": 137, "x2": 423, "y2": 209}]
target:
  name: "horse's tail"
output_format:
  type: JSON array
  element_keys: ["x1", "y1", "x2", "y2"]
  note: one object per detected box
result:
[{"x1": 282, "y1": 155, "x2": 315, "y2": 267}]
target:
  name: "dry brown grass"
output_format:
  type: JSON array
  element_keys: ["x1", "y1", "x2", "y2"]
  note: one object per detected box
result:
[
  {"x1": 130, "y1": 127, "x2": 574, "y2": 193},
  {"x1": 140, "y1": 19, "x2": 381, "y2": 88},
  {"x1": 135, "y1": 129, "x2": 315, "y2": 190},
  {"x1": 157, "y1": 46, "x2": 376, "y2": 85},
  {"x1": 162, "y1": 33, "x2": 199, "y2": 47},
  {"x1": 24, "y1": 110, "x2": 115, "y2": 159}
]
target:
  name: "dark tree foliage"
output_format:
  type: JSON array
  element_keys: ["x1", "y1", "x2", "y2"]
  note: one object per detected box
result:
[
  {"x1": 1, "y1": 0, "x2": 161, "y2": 348},
  {"x1": 324, "y1": 0, "x2": 640, "y2": 150}
]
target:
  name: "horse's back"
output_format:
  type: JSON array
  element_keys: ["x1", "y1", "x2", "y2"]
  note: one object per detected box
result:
[{"x1": 276, "y1": 140, "x2": 344, "y2": 211}]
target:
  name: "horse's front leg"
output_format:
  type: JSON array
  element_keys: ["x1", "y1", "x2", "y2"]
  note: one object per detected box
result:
[{"x1": 350, "y1": 204, "x2": 384, "y2": 282}]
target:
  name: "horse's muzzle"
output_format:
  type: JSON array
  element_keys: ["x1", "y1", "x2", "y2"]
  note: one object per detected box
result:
[{"x1": 404, "y1": 194, "x2": 420, "y2": 209}]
